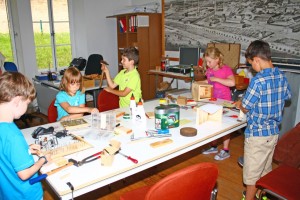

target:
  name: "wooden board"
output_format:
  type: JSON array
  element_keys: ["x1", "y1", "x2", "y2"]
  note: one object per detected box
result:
[
  {"x1": 41, "y1": 134, "x2": 93, "y2": 159},
  {"x1": 61, "y1": 118, "x2": 89, "y2": 130}
]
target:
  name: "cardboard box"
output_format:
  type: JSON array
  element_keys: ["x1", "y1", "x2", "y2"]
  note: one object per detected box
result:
[
  {"x1": 83, "y1": 78, "x2": 94, "y2": 88},
  {"x1": 191, "y1": 81, "x2": 213, "y2": 101},
  {"x1": 83, "y1": 74, "x2": 103, "y2": 88}
]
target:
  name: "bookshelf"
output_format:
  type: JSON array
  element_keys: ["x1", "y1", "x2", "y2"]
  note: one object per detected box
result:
[{"x1": 107, "y1": 13, "x2": 162, "y2": 100}]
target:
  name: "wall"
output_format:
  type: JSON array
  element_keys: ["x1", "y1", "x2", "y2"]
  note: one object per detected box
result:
[
  {"x1": 9, "y1": 0, "x2": 37, "y2": 78},
  {"x1": 69, "y1": 0, "x2": 132, "y2": 77},
  {"x1": 10, "y1": 0, "x2": 131, "y2": 79}
]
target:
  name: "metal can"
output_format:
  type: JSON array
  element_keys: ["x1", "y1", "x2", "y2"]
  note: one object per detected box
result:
[{"x1": 155, "y1": 104, "x2": 180, "y2": 130}]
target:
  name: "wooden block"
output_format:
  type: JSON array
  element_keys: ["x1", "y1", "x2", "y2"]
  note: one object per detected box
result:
[
  {"x1": 109, "y1": 140, "x2": 121, "y2": 149},
  {"x1": 146, "y1": 112, "x2": 155, "y2": 119},
  {"x1": 180, "y1": 127, "x2": 197, "y2": 137},
  {"x1": 101, "y1": 151, "x2": 114, "y2": 166},
  {"x1": 177, "y1": 96, "x2": 187, "y2": 106},
  {"x1": 150, "y1": 138, "x2": 173, "y2": 148},
  {"x1": 114, "y1": 126, "x2": 132, "y2": 135},
  {"x1": 116, "y1": 111, "x2": 125, "y2": 118},
  {"x1": 104, "y1": 146, "x2": 119, "y2": 155}
]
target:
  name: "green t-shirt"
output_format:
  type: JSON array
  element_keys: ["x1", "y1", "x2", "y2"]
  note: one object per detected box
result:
[{"x1": 114, "y1": 68, "x2": 142, "y2": 107}]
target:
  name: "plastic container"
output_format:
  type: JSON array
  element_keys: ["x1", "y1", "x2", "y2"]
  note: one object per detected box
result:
[{"x1": 155, "y1": 104, "x2": 180, "y2": 130}]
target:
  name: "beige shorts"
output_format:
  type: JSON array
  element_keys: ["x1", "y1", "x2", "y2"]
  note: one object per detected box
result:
[{"x1": 243, "y1": 135, "x2": 278, "y2": 185}]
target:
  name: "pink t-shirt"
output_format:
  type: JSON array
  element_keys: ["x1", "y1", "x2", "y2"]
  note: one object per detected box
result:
[{"x1": 206, "y1": 65, "x2": 233, "y2": 100}]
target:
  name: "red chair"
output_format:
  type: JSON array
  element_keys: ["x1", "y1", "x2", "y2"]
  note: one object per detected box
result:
[
  {"x1": 97, "y1": 90, "x2": 119, "y2": 112},
  {"x1": 120, "y1": 162, "x2": 218, "y2": 200},
  {"x1": 47, "y1": 99, "x2": 58, "y2": 123},
  {"x1": 256, "y1": 122, "x2": 300, "y2": 200}
]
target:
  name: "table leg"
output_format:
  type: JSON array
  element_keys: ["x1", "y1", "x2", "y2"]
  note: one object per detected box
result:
[{"x1": 155, "y1": 74, "x2": 158, "y2": 93}]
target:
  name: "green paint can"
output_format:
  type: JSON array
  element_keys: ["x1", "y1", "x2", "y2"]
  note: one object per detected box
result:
[{"x1": 155, "y1": 104, "x2": 180, "y2": 130}]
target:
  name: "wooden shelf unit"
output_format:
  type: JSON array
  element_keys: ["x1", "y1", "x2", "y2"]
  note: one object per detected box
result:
[{"x1": 107, "y1": 13, "x2": 162, "y2": 100}]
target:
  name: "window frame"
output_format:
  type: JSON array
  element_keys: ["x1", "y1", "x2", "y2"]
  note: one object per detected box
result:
[{"x1": 31, "y1": 0, "x2": 72, "y2": 72}]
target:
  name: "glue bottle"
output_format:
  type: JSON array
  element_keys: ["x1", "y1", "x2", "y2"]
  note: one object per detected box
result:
[
  {"x1": 130, "y1": 93, "x2": 136, "y2": 117},
  {"x1": 136, "y1": 98, "x2": 146, "y2": 123}
]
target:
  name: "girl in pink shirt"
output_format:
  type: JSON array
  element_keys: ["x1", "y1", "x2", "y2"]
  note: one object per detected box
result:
[{"x1": 202, "y1": 47, "x2": 236, "y2": 160}]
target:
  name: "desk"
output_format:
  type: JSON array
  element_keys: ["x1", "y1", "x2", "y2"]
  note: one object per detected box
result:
[
  {"x1": 148, "y1": 70, "x2": 192, "y2": 92},
  {"x1": 22, "y1": 97, "x2": 246, "y2": 200},
  {"x1": 33, "y1": 78, "x2": 107, "y2": 115}
]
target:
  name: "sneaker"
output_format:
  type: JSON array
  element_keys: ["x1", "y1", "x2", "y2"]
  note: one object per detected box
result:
[
  {"x1": 214, "y1": 149, "x2": 230, "y2": 160},
  {"x1": 202, "y1": 147, "x2": 218, "y2": 154},
  {"x1": 238, "y1": 156, "x2": 244, "y2": 167},
  {"x1": 242, "y1": 190, "x2": 265, "y2": 200}
]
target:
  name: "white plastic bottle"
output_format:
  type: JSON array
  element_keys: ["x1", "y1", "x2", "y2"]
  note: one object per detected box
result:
[
  {"x1": 135, "y1": 98, "x2": 146, "y2": 124},
  {"x1": 130, "y1": 93, "x2": 136, "y2": 118}
]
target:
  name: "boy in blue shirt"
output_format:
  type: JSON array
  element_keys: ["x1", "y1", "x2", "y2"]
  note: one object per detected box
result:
[
  {"x1": 0, "y1": 72, "x2": 51, "y2": 200},
  {"x1": 237, "y1": 40, "x2": 292, "y2": 200}
]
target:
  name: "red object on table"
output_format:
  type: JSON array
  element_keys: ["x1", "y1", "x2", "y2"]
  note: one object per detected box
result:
[{"x1": 198, "y1": 58, "x2": 203, "y2": 67}]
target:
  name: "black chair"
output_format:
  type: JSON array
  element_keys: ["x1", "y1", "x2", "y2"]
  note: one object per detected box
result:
[
  {"x1": 84, "y1": 54, "x2": 104, "y2": 105},
  {"x1": 85, "y1": 54, "x2": 103, "y2": 75}
]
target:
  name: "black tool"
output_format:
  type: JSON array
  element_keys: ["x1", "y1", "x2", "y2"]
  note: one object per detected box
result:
[
  {"x1": 68, "y1": 151, "x2": 102, "y2": 167},
  {"x1": 55, "y1": 130, "x2": 68, "y2": 138},
  {"x1": 32, "y1": 126, "x2": 54, "y2": 139}
]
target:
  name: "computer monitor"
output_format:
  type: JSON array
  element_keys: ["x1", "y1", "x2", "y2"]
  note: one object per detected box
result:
[{"x1": 179, "y1": 47, "x2": 201, "y2": 66}]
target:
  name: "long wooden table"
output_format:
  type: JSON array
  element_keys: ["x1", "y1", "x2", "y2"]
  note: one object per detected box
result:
[
  {"x1": 22, "y1": 97, "x2": 246, "y2": 200},
  {"x1": 148, "y1": 69, "x2": 192, "y2": 92}
]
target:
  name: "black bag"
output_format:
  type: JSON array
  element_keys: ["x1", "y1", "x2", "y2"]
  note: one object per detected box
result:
[{"x1": 70, "y1": 57, "x2": 86, "y2": 71}]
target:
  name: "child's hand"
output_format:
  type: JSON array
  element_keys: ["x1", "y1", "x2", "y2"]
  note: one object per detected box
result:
[
  {"x1": 101, "y1": 64, "x2": 108, "y2": 73},
  {"x1": 234, "y1": 100, "x2": 242, "y2": 109},
  {"x1": 29, "y1": 144, "x2": 41, "y2": 155},
  {"x1": 90, "y1": 108, "x2": 99, "y2": 113},
  {"x1": 209, "y1": 76, "x2": 217, "y2": 82}
]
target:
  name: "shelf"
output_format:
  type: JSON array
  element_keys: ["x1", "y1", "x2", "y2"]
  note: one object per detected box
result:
[{"x1": 108, "y1": 12, "x2": 162, "y2": 100}]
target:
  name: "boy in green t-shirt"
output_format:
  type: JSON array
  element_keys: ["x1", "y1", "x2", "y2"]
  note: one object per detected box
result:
[{"x1": 101, "y1": 47, "x2": 142, "y2": 107}]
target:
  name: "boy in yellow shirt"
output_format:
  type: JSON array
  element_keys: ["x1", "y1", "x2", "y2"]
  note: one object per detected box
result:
[{"x1": 101, "y1": 47, "x2": 142, "y2": 107}]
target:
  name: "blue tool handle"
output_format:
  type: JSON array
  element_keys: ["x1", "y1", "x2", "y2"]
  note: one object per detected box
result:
[
  {"x1": 29, "y1": 174, "x2": 47, "y2": 185},
  {"x1": 158, "y1": 129, "x2": 169, "y2": 134}
]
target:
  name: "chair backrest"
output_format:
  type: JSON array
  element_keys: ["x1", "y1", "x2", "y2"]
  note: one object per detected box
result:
[
  {"x1": 4, "y1": 62, "x2": 18, "y2": 72},
  {"x1": 274, "y1": 122, "x2": 300, "y2": 168},
  {"x1": 97, "y1": 90, "x2": 119, "y2": 112},
  {"x1": 85, "y1": 54, "x2": 103, "y2": 75},
  {"x1": 47, "y1": 99, "x2": 58, "y2": 123},
  {"x1": 144, "y1": 162, "x2": 218, "y2": 200}
]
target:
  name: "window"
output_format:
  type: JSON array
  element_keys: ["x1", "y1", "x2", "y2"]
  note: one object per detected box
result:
[
  {"x1": 0, "y1": 0, "x2": 14, "y2": 62},
  {"x1": 31, "y1": 0, "x2": 71, "y2": 71}
]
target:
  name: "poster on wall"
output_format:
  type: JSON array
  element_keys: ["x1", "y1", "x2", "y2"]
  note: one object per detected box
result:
[{"x1": 164, "y1": 0, "x2": 300, "y2": 64}]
